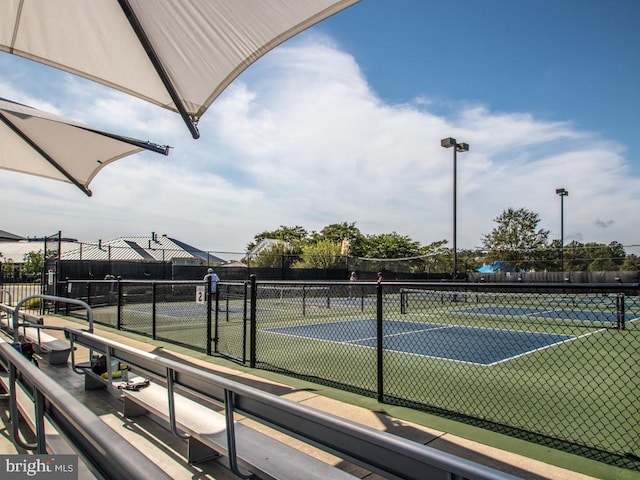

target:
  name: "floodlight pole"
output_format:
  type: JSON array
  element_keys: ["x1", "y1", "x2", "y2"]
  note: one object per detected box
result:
[
  {"x1": 556, "y1": 188, "x2": 569, "y2": 270},
  {"x1": 441, "y1": 138, "x2": 469, "y2": 280}
]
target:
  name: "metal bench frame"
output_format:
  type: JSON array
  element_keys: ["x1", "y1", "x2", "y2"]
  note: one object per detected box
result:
[
  {"x1": 0, "y1": 337, "x2": 172, "y2": 480},
  {"x1": 66, "y1": 326, "x2": 518, "y2": 480},
  {"x1": 0, "y1": 303, "x2": 70, "y2": 364}
]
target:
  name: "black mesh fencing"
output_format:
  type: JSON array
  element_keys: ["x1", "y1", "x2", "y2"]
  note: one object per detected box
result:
[
  {"x1": 50, "y1": 278, "x2": 640, "y2": 470},
  {"x1": 250, "y1": 281, "x2": 380, "y2": 395},
  {"x1": 57, "y1": 279, "x2": 211, "y2": 353},
  {"x1": 242, "y1": 280, "x2": 639, "y2": 470}
]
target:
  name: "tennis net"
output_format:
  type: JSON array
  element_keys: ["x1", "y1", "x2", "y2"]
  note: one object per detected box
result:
[{"x1": 399, "y1": 288, "x2": 629, "y2": 330}]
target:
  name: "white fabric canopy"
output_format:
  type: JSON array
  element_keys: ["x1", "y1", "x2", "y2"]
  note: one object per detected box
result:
[
  {"x1": 1, "y1": 0, "x2": 359, "y2": 138},
  {"x1": 0, "y1": 98, "x2": 169, "y2": 196}
]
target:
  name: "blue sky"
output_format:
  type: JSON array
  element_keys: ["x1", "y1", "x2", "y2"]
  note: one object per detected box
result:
[{"x1": 1, "y1": 0, "x2": 639, "y2": 258}]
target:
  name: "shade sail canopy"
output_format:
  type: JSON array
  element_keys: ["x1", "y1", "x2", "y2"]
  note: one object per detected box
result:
[
  {"x1": 1, "y1": 0, "x2": 359, "y2": 139},
  {"x1": 0, "y1": 97, "x2": 170, "y2": 197}
]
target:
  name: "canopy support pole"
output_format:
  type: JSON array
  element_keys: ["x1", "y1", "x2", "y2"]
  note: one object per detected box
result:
[
  {"x1": 78, "y1": 127, "x2": 170, "y2": 156},
  {"x1": 118, "y1": 0, "x2": 201, "y2": 139}
]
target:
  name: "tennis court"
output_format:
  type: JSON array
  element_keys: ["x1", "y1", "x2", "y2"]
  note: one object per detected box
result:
[{"x1": 263, "y1": 319, "x2": 577, "y2": 366}]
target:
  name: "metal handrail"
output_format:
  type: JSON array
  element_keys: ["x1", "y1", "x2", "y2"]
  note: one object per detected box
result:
[
  {"x1": 0, "y1": 338, "x2": 172, "y2": 480},
  {"x1": 65, "y1": 327, "x2": 518, "y2": 480},
  {"x1": 12, "y1": 294, "x2": 93, "y2": 344},
  {"x1": 0, "y1": 288, "x2": 11, "y2": 305}
]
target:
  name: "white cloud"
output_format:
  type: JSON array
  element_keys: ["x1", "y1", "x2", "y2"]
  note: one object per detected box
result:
[{"x1": 2, "y1": 35, "x2": 639, "y2": 256}]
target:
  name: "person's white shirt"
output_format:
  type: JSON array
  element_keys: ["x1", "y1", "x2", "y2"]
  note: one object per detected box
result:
[{"x1": 204, "y1": 269, "x2": 220, "y2": 292}]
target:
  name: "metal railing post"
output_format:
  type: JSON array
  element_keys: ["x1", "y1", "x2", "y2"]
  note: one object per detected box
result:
[
  {"x1": 166, "y1": 367, "x2": 189, "y2": 439},
  {"x1": 224, "y1": 389, "x2": 252, "y2": 478}
]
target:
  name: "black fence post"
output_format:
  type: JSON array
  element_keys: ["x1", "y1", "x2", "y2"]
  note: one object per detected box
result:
[
  {"x1": 207, "y1": 280, "x2": 213, "y2": 356},
  {"x1": 302, "y1": 285, "x2": 307, "y2": 317},
  {"x1": 376, "y1": 282, "x2": 384, "y2": 403},
  {"x1": 151, "y1": 281, "x2": 157, "y2": 340},
  {"x1": 249, "y1": 274, "x2": 257, "y2": 368},
  {"x1": 116, "y1": 279, "x2": 122, "y2": 330},
  {"x1": 64, "y1": 279, "x2": 70, "y2": 316},
  {"x1": 243, "y1": 281, "x2": 248, "y2": 364}
]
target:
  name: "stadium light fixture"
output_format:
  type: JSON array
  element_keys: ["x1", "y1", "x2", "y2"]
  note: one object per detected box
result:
[
  {"x1": 556, "y1": 188, "x2": 569, "y2": 270},
  {"x1": 441, "y1": 137, "x2": 470, "y2": 280}
]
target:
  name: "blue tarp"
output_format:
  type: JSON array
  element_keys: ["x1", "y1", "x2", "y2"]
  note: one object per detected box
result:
[{"x1": 476, "y1": 261, "x2": 516, "y2": 273}]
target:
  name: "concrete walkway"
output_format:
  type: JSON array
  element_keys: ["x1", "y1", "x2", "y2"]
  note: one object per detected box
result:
[{"x1": 0, "y1": 315, "x2": 613, "y2": 479}]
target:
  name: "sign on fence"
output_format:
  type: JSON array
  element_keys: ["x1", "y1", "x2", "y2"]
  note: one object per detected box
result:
[{"x1": 195, "y1": 285, "x2": 205, "y2": 304}]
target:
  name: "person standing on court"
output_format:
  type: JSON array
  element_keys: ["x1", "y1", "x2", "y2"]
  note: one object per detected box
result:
[
  {"x1": 204, "y1": 268, "x2": 220, "y2": 305},
  {"x1": 349, "y1": 271, "x2": 358, "y2": 298}
]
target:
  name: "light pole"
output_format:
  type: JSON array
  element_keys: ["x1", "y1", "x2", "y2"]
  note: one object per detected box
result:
[
  {"x1": 556, "y1": 188, "x2": 568, "y2": 270},
  {"x1": 441, "y1": 137, "x2": 469, "y2": 279}
]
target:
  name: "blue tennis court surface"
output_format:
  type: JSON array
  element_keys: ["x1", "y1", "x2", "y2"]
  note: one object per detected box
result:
[
  {"x1": 458, "y1": 306, "x2": 625, "y2": 323},
  {"x1": 263, "y1": 319, "x2": 577, "y2": 365}
]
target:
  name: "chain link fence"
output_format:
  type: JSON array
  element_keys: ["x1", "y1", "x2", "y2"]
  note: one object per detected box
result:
[
  {"x1": 50, "y1": 278, "x2": 639, "y2": 470},
  {"x1": 234, "y1": 279, "x2": 640, "y2": 470}
]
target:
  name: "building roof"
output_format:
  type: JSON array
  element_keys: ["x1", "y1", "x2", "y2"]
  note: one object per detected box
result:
[
  {"x1": 60, "y1": 235, "x2": 224, "y2": 263},
  {"x1": 0, "y1": 229, "x2": 26, "y2": 241},
  {"x1": 0, "y1": 240, "x2": 78, "y2": 263},
  {"x1": 1, "y1": 234, "x2": 225, "y2": 264}
]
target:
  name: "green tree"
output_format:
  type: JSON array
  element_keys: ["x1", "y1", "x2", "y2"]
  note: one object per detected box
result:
[
  {"x1": 249, "y1": 242, "x2": 300, "y2": 268},
  {"x1": 362, "y1": 232, "x2": 421, "y2": 259},
  {"x1": 246, "y1": 225, "x2": 309, "y2": 252},
  {"x1": 563, "y1": 241, "x2": 590, "y2": 271},
  {"x1": 481, "y1": 207, "x2": 549, "y2": 271},
  {"x1": 312, "y1": 222, "x2": 365, "y2": 256},
  {"x1": 587, "y1": 256, "x2": 617, "y2": 271},
  {"x1": 585, "y1": 242, "x2": 625, "y2": 271},
  {"x1": 607, "y1": 241, "x2": 626, "y2": 267},
  {"x1": 23, "y1": 250, "x2": 44, "y2": 276},
  {"x1": 294, "y1": 240, "x2": 343, "y2": 268},
  {"x1": 457, "y1": 248, "x2": 485, "y2": 274},
  {"x1": 417, "y1": 240, "x2": 450, "y2": 273},
  {"x1": 563, "y1": 241, "x2": 626, "y2": 272},
  {"x1": 538, "y1": 239, "x2": 563, "y2": 271},
  {"x1": 621, "y1": 254, "x2": 640, "y2": 271}
]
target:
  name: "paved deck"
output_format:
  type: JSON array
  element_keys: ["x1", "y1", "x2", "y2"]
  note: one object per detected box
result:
[{"x1": 0, "y1": 315, "x2": 605, "y2": 479}]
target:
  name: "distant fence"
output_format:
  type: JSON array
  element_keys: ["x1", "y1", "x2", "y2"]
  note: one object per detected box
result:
[
  {"x1": 37, "y1": 257, "x2": 640, "y2": 283},
  {"x1": 29, "y1": 278, "x2": 640, "y2": 470}
]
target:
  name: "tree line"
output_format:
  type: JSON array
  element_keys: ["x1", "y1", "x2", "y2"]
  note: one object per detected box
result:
[{"x1": 246, "y1": 208, "x2": 640, "y2": 273}]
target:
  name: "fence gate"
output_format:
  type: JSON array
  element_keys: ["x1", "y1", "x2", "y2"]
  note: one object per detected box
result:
[{"x1": 213, "y1": 282, "x2": 250, "y2": 363}]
